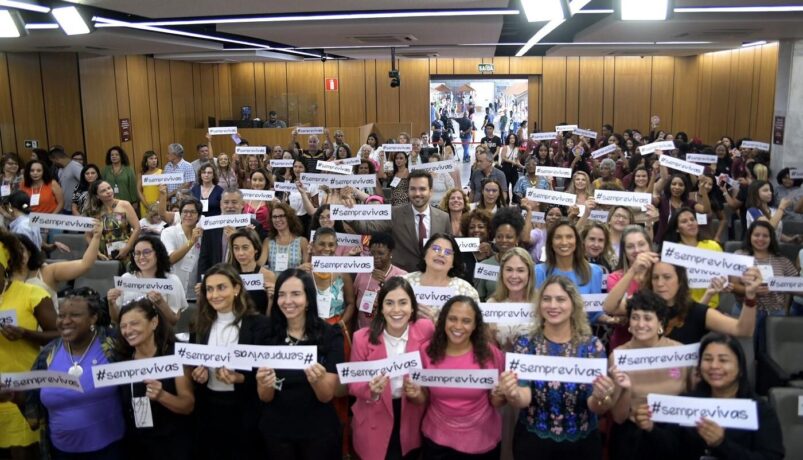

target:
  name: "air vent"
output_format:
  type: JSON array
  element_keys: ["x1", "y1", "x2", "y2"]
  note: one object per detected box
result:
[
  {"x1": 85, "y1": 46, "x2": 109, "y2": 51},
  {"x1": 348, "y1": 34, "x2": 418, "y2": 44},
  {"x1": 36, "y1": 45, "x2": 70, "y2": 49},
  {"x1": 696, "y1": 28, "x2": 758, "y2": 37},
  {"x1": 396, "y1": 50, "x2": 439, "y2": 58}
]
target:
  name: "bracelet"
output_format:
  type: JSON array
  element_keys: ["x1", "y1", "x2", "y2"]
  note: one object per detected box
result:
[{"x1": 744, "y1": 298, "x2": 757, "y2": 308}]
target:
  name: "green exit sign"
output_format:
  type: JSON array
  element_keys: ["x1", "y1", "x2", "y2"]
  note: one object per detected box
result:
[{"x1": 478, "y1": 63, "x2": 494, "y2": 73}]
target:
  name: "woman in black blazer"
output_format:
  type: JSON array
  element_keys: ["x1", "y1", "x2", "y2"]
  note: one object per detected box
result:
[{"x1": 191, "y1": 263, "x2": 269, "y2": 460}]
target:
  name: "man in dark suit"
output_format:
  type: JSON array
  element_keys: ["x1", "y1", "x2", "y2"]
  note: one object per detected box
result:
[
  {"x1": 347, "y1": 169, "x2": 451, "y2": 273},
  {"x1": 197, "y1": 187, "x2": 267, "y2": 282}
]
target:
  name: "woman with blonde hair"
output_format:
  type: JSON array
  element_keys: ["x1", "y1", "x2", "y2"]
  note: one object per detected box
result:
[
  {"x1": 499, "y1": 275, "x2": 615, "y2": 459},
  {"x1": 566, "y1": 170, "x2": 594, "y2": 206}
]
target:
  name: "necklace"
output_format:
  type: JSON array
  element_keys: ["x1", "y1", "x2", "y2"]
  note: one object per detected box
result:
[
  {"x1": 285, "y1": 329, "x2": 306, "y2": 345},
  {"x1": 66, "y1": 331, "x2": 97, "y2": 377}
]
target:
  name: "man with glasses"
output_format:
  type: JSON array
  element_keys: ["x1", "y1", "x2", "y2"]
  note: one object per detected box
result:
[
  {"x1": 196, "y1": 188, "x2": 267, "y2": 281},
  {"x1": 345, "y1": 170, "x2": 451, "y2": 272},
  {"x1": 469, "y1": 150, "x2": 508, "y2": 204}
]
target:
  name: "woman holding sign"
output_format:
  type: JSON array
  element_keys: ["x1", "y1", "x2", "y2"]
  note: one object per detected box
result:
[
  {"x1": 633, "y1": 333, "x2": 784, "y2": 460},
  {"x1": 389, "y1": 151, "x2": 411, "y2": 206},
  {"x1": 349, "y1": 276, "x2": 434, "y2": 460},
  {"x1": 137, "y1": 151, "x2": 162, "y2": 216},
  {"x1": 417, "y1": 296, "x2": 506, "y2": 458},
  {"x1": 608, "y1": 290, "x2": 692, "y2": 459},
  {"x1": 107, "y1": 235, "x2": 188, "y2": 326},
  {"x1": 243, "y1": 168, "x2": 273, "y2": 231},
  {"x1": 475, "y1": 207, "x2": 525, "y2": 301},
  {"x1": 257, "y1": 269, "x2": 344, "y2": 460},
  {"x1": 0, "y1": 233, "x2": 59, "y2": 459},
  {"x1": 498, "y1": 275, "x2": 614, "y2": 459},
  {"x1": 115, "y1": 298, "x2": 194, "y2": 459},
  {"x1": 10, "y1": 288, "x2": 124, "y2": 459},
  {"x1": 192, "y1": 263, "x2": 267, "y2": 460},
  {"x1": 264, "y1": 202, "x2": 309, "y2": 273},
  {"x1": 652, "y1": 172, "x2": 711, "y2": 245},
  {"x1": 190, "y1": 163, "x2": 223, "y2": 218},
  {"x1": 228, "y1": 228, "x2": 276, "y2": 315}
]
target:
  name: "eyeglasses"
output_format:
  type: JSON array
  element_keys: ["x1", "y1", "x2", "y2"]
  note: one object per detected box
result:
[
  {"x1": 272, "y1": 214, "x2": 287, "y2": 220},
  {"x1": 430, "y1": 244, "x2": 454, "y2": 256},
  {"x1": 181, "y1": 210, "x2": 198, "y2": 216},
  {"x1": 134, "y1": 249, "x2": 154, "y2": 258}
]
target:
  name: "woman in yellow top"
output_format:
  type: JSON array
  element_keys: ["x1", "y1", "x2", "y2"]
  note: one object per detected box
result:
[
  {"x1": 137, "y1": 151, "x2": 162, "y2": 216},
  {"x1": 663, "y1": 207, "x2": 723, "y2": 308},
  {"x1": 0, "y1": 231, "x2": 59, "y2": 458}
]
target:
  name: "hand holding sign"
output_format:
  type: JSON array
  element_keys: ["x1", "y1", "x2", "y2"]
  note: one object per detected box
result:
[{"x1": 369, "y1": 374, "x2": 390, "y2": 398}]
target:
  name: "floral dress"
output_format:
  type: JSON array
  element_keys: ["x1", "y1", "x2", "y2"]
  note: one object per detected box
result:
[{"x1": 513, "y1": 333, "x2": 606, "y2": 442}]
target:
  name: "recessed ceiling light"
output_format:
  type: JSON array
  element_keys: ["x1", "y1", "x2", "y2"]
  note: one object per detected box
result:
[
  {"x1": 516, "y1": 0, "x2": 591, "y2": 56},
  {"x1": 520, "y1": 0, "x2": 566, "y2": 22},
  {"x1": 0, "y1": 9, "x2": 26, "y2": 37},
  {"x1": 675, "y1": 6, "x2": 803, "y2": 13},
  {"x1": 741, "y1": 40, "x2": 768, "y2": 48},
  {"x1": 24, "y1": 22, "x2": 59, "y2": 29},
  {"x1": 0, "y1": 1, "x2": 49, "y2": 14},
  {"x1": 621, "y1": 0, "x2": 670, "y2": 20}
]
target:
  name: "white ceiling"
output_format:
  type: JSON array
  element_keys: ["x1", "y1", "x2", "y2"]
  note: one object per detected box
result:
[{"x1": 1, "y1": 1, "x2": 801, "y2": 60}]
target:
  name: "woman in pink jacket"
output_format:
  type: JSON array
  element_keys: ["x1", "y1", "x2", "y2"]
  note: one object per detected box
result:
[{"x1": 348, "y1": 276, "x2": 435, "y2": 460}]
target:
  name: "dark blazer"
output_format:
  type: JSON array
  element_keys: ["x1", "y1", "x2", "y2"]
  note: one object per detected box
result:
[
  {"x1": 197, "y1": 217, "x2": 266, "y2": 282},
  {"x1": 350, "y1": 204, "x2": 451, "y2": 273}
]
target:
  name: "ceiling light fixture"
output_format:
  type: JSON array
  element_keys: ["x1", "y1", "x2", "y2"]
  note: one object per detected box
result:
[
  {"x1": 0, "y1": 9, "x2": 26, "y2": 37},
  {"x1": 621, "y1": 0, "x2": 670, "y2": 20},
  {"x1": 675, "y1": 6, "x2": 803, "y2": 13},
  {"x1": 94, "y1": 9, "x2": 519, "y2": 27},
  {"x1": 741, "y1": 40, "x2": 768, "y2": 48},
  {"x1": 93, "y1": 16, "x2": 320, "y2": 58},
  {"x1": 520, "y1": 0, "x2": 567, "y2": 22},
  {"x1": 0, "y1": 0, "x2": 49, "y2": 13},
  {"x1": 575, "y1": 9, "x2": 615, "y2": 14},
  {"x1": 52, "y1": 6, "x2": 92, "y2": 35},
  {"x1": 516, "y1": 0, "x2": 591, "y2": 56},
  {"x1": 24, "y1": 22, "x2": 58, "y2": 29}
]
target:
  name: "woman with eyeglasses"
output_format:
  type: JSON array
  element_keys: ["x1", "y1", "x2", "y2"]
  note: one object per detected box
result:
[
  {"x1": 228, "y1": 228, "x2": 276, "y2": 315},
  {"x1": 606, "y1": 206, "x2": 636, "y2": 263},
  {"x1": 354, "y1": 232, "x2": 408, "y2": 330},
  {"x1": 403, "y1": 233, "x2": 479, "y2": 322},
  {"x1": 114, "y1": 298, "x2": 194, "y2": 459},
  {"x1": 349, "y1": 276, "x2": 434, "y2": 460},
  {"x1": 107, "y1": 235, "x2": 188, "y2": 326},
  {"x1": 256, "y1": 269, "x2": 344, "y2": 460},
  {"x1": 192, "y1": 263, "x2": 268, "y2": 460},
  {"x1": 0, "y1": 232, "x2": 59, "y2": 459},
  {"x1": 160, "y1": 198, "x2": 203, "y2": 302}
]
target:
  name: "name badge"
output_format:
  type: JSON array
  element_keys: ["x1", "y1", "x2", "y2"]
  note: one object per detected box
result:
[
  {"x1": 113, "y1": 184, "x2": 120, "y2": 194},
  {"x1": 30, "y1": 193, "x2": 40, "y2": 206},
  {"x1": 132, "y1": 396, "x2": 154, "y2": 428},
  {"x1": 757, "y1": 264, "x2": 774, "y2": 282},
  {"x1": 1, "y1": 185, "x2": 10, "y2": 196},
  {"x1": 317, "y1": 291, "x2": 332, "y2": 319},
  {"x1": 201, "y1": 199, "x2": 209, "y2": 213},
  {"x1": 390, "y1": 177, "x2": 401, "y2": 188},
  {"x1": 274, "y1": 253, "x2": 289, "y2": 272},
  {"x1": 358, "y1": 290, "x2": 378, "y2": 314}
]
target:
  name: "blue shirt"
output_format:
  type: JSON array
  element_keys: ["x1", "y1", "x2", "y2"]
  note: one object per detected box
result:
[{"x1": 535, "y1": 263, "x2": 604, "y2": 323}]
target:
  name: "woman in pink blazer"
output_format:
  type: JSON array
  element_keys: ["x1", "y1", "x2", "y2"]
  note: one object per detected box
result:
[{"x1": 349, "y1": 276, "x2": 435, "y2": 460}]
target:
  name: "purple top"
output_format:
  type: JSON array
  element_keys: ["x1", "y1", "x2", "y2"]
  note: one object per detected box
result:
[{"x1": 40, "y1": 340, "x2": 125, "y2": 453}]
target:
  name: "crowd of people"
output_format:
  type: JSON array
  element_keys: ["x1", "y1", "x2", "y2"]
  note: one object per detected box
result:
[{"x1": 0, "y1": 121, "x2": 798, "y2": 460}]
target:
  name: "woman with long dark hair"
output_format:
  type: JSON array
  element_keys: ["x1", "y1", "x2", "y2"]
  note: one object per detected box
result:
[
  {"x1": 227, "y1": 227, "x2": 276, "y2": 315},
  {"x1": 634, "y1": 333, "x2": 784, "y2": 459},
  {"x1": 102, "y1": 146, "x2": 137, "y2": 209},
  {"x1": 256, "y1": 269, "x2": 344, "y2": 460},
  {"x1": 71, "y1": 163, "x2": 101, "y2": 216},
  {"x1": 349, "y1": 276, "x2": 434, "y2": 460},
  {"x1": 115, "y1": 298, "x2": 194, "y2": 459},
  {"x1": 20, "y1": 159, "x2": 63, "y2": 214},
  {"x1": 191, "y1": 263, "x2": 267, "y2": 460}
]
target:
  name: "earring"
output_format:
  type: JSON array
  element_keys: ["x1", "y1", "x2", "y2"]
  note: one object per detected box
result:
[
  {"x1": 90, "y1": 324, "x2": 96, "y2": 332},
  {"x1": 658, "y1": 327, "x2": 664, "y2": 335},
  {"x1": 627, "y1": 326, "x2": 633, "y2": 334}
]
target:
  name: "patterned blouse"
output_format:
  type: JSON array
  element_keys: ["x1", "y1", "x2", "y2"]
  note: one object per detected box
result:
[{"x1": 513, "y1": 333, "x2": 606, "y2": 442}]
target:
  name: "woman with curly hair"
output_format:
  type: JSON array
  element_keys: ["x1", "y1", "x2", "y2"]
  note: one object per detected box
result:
[
  {"x1": 415, "y1": 295, "x2": 505, "y2": 458},
  {"x1": 439, "y1": 188, "x2": 469, "y2": 236}
]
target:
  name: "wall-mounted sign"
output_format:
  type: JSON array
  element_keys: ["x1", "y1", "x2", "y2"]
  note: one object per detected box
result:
[
  {"x1": 773, "y1": 116, "x2": 785, "y2": 145},
  {"x1": 325, "y1": 78, "x2": 339, "y2": 91},
  {"x1": 119, "y1": 118, "x2": 131, "y2": 143},
  {"x1": 23, "y1": 140, "x2": 38, "y2": 149},
  {"x1": 478, "y1": 63, "x2": 494, "y2": 73}
]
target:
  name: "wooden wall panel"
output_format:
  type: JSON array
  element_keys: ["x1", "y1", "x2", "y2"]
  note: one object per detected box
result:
[
  {"x1": 40, "y1": 53, "x2": 83, "y2": 155},
  {"x1": 399, "y1": 59, "x2": 430, "y2": 136},
  {"x1": 7, "y1": 53, "x2": 48, "y2": 156},
  {"x1": 170, "y1": 61, "x2": 196, "y2": 152},
  {"x1": 217, "y1": 64, "x2": 232, "y2": 121},
  {"x1": 613, "y1": 57, "x2": 652, "y2": 134},
  {"x1": 435, "y1": 58, "x2": 454, "y2": 75},
  {"x1": 509, "y1": 56, "x2": 542, "y2": 74},
  {"x1": 0, "y1": 54, "x2": 17, "y2": 153},
  {"x1": 126, "y1": 55, "x2": 155, "y2": 158},
  {"x1": 732, "y1": 48, "x2": 756, "y2": 137},
  {"x1": 565, "y1": 57, "x2": 580, "y2": 124},
  {"x1": 339, "y1": 60, "x2": 366, "y2": 127},
  {"x1": 230, "y1": 63, "x2": 256, "y2": 120},
  {"x1": 153, "y1": 59, "x2": 175, "y2": 156},
  {"x1": 528, "y1": 76, "x2": 540, "y2": 132},
  {"x1": 602, "y1": 56, "x2": 615, "y2": 128},
  {"x1": 254, "y1": 63, "x2": 267, "y2": 121},
  {"x1": 671, "y1": 56, "x2": 699, "y2": 135},
  {"x1": 650, "y1": 57, "x2": 675, "y2": 133},
  {"x1": 696, "y1": 54, "x2": 714, "y2": 142},
  {"x1": 146, "y1": 57, "x2": 161, "y2": 155},
  {"x1": 375, "y1": 60, "x2": 400, "y2": 123},
  {"x1": 541, "y1": 57, "x2": 567, "y2": 131},
  {"x1": 323, "y1": 60, "x2": 340, "y2": 127},
  {"x1": 578, "y1": 57, "x2": 604, "y2": 132},
  {"x1": 488, "y1": 57, "x2": 510, "y2": 74},
  {"x1": 78, "y1": 55, "x2": 119, "y2": 165},
  {"x1": 365, "y1": 60, "x2": 377, "y2": 125},
  {"x1": 192, "y1": 64, "x2": 204, "y2": 128},
  {"x1": 113, "y1": 56, "x2": 133, "y2": 155},
  {"x1": 753, "y1": 42, "x2": 778, "y2": 140},
  {"x1": 452, "y1": 58, "x2": 482, "y2": 75},
  {"x1": 707, "y1": 52, "x2": 733, "y2": 141},
  {"x1": 264, "y1": 62, "x2": 288, "y2": 124},
  {"x1": 286, "y1": 61, "x2": 324, "y2": 126}
]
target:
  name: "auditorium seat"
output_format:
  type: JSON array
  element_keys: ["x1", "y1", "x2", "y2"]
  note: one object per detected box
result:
[
  {"x1": 758, "y1": 316, "x2": 803, "y2": 394},
  {"x1": 769, "y1": 387, "x2": 803, "y2": 460},
  {"x1": 779, "y1": 243, "x2": 802, "y2": 264},
  {"x1": 717, "y1": 292, "x2": 737, "y2": 316},
  {"x1": 51, "y1": 233, "x2": 88, "y2": 261},
  {"x1": 782, "y1": 220, "x2": 803, "y2": 236},
  {"x1": 724, "y1": 241, "x2": 743, "y2": 253},
  {"x1": 175, "y1": 302, "x2": 196, "y2": 334},
  {"x1": 73, "y1": 260, "x2": 122, "y2": 299},
  {"x1": 738, "y1": 335, "x2": 756, "y2": 392}
]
